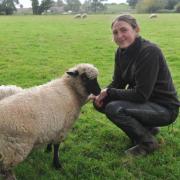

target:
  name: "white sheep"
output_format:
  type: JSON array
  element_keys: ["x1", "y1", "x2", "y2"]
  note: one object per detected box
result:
[
  {"x1": 0, "y1": 85, "x2": 61, "y2": 170},
  {"x1": 0, "y1": 63, "x2": 101, "y2": 179},
  {"x1": 149, "y1": 14, "x2": 157, "y2": 18},
  {"x1": 0, "y1": 85, "x2": 23, "y2": 101},
  {"x1": 74, "y1": 13, "x2": 81, "y2": 18},
  {"x1": 81, "y1": 13, "x2": 87, "y2": 19}
]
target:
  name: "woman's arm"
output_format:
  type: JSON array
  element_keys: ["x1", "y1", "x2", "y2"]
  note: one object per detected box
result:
[{"x1": 107, "y1": 46, "x2": 160, "y2": 103}]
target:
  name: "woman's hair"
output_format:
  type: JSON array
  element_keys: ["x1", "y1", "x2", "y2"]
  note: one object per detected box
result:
[{"x1": 111, "y1": 14, "x2": 139, "y2": 29}]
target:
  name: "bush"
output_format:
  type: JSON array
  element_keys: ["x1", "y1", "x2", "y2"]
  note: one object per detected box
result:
[
  {"x1": 175, "y1": 2, "x2": 180, "y2": 12},
  {"x1": 136, "y1": 0, "x2": 165, "y2": 13},
  {"x1": 157, "y1": 9, "x2": 175, "y2": 13}
]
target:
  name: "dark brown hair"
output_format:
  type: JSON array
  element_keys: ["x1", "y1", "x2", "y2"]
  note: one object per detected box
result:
[{"x1": 111, "y1": 14, "x2": 139, "y2": 29}]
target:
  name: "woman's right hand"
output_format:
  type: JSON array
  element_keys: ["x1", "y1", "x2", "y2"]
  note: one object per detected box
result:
[{"x1": 94, "y1": 88, "x2": 108, "y2": 108}]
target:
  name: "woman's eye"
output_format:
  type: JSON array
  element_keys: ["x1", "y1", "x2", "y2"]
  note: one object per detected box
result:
[
  {"x1": 121, "y1": 28, "x2": 127, "y2": 33},
  {"x1": 113, "y1": 30, "x2": 118, "y2": 35}
]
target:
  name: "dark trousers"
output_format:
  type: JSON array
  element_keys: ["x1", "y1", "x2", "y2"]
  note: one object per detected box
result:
[{"x1": 94, "y1": 98, "x2": 179, "y2": 144}]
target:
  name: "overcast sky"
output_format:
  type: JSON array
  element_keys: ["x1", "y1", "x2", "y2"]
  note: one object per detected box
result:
[{"x1": 18, "y1": 0, "x2": 127, "y2": 8}]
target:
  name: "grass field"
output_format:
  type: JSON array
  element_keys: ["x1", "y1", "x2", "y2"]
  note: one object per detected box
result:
[{"x1": 0, "y1": 14, "x2": 180, "y2": 180}]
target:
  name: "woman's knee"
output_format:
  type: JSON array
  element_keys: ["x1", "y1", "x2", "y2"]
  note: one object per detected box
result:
[
  {"x1": 169, "y1": 107, "x2": 179, "y2": 124},
  {"x1": 105, "y1": 101, "x2": 125, "y2": 119}
]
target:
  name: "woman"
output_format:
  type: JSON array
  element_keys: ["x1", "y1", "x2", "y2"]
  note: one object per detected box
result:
[{"x1": 93, "y1": 15, "x2": 179, "y2": 156}]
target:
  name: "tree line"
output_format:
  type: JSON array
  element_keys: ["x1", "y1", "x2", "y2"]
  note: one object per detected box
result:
[
  {"x1": 0, "y1": 0, "x2": 180, "y2": 15},
  {"x1": 0, "y1": 0, "x2": 18, "y2": 15},
  {"x1": 127, "y1": 0, "x2": 180, "y2": 13},
  {"x1": 0, "y1": 0, "x2": 108, "y2": 15}
]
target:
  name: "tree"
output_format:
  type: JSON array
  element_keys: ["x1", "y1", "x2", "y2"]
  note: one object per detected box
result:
[
  {"x1": 175, "y1": 2, "x2": 180, "y2": 12},
  {"x1": 31, "y1": 0, "x2": 54, "y2": 15},
  {"x1": 31, "y1": 0, "x2": 39, "y2": 14},
  {"x1": 165, "y1": 0, "x2": 179, "y2": 10},
  {"x1": 136, "y1": 0, "x2": 165, "y2": 13},
  {"x1": 64, "y1": 0, "x2": 81, "y2": 12},
  {"x1": 81, "y1": 0, "x2": 92, "y2": 13},
  {"x1": 39, "y1": 0, "x2": 54, "y2": 13},
  {"x1": 90, "y1": 0, "x2": 107, "y2": 12},
  {"x1": 0, "y1": 0, "x2": 19, "y2": 15},
  {"x1": 127, "y1": 0, "x2": 138, "y2": 8},
  {"x1": 56, "y1": 0, "x2": 64, "y2": 6},
  {"x1": 82, "y1": 0, "x2": 91, "y2": 12}
]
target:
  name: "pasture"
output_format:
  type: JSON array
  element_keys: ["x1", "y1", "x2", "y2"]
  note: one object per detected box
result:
[{"x1": 0, "y1": 14, "x2": 180, "y2": 179}]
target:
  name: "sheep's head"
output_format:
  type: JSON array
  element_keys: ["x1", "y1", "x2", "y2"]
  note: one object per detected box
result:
[{"x1": 66, "y1": 64, "x2": 101, "y2": 96}]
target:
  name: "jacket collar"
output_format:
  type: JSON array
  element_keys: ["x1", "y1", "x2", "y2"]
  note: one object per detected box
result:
[{"x1": 119, "y1": 36, "x2": 142, "y2": 58}]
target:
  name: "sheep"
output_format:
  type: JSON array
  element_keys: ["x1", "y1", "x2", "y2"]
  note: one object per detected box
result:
[
  {"x1": 81, "y1": 13, "x2": 87, "y2": 19},
  {"x1": 149, "y1": 14, "x2": 157, "y2": 18},
  {"x1": 0, "y1": 63, "x2": 101, "y2": 180},
  {"x1": 0, "y1": 85, "x2": 62, "y2": 170},
  {"x1": 74, "y1": 13, "x2": 81, "y2": 19},
  {"x1": 0, "y1": 85, "x2": 23, "y2": 101}
]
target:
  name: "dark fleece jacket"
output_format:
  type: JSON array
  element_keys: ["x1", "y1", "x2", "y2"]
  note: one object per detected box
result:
[{"x1": 107, "y1": 36, "x2": 180, "y2": 109}]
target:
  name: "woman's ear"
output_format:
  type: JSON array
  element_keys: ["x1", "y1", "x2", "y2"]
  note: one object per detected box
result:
[{"x1": 135, "y1": 26, "x2": 140, "y2": 33}]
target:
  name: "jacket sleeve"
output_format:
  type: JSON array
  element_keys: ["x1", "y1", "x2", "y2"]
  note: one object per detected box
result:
[
  {"x1": 107, "y1": 49, "x2": 126, "y2": 89},
  {"x1": 107, "y1": 46, "x2": 160, "y2": 103}
]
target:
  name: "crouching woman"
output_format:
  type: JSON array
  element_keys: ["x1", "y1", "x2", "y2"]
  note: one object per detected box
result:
[{"x1": 92, "y1": 15, "x2": 180, "y2": 156}]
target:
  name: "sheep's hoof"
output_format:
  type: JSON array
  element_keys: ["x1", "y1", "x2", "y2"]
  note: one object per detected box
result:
[{"x1": 45, "y1": 144, "x2": 52, "y2": 153}]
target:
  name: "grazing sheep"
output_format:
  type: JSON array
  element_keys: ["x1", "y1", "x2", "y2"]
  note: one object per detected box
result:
[
  {"x1": 81, "y1": 13, "x2": 87, "y2": 19},
  {"x1": 74, "y1": 14, "x2": 81, "y2": 18},
  {"x1": 0, "y1": 63, "x2": 101, "y2": 180},
  {"x1": 149, "y1": 14, "x2": 157, "y2": 18}
]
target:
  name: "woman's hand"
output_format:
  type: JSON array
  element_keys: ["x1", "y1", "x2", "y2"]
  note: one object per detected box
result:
[{"x1": 94, "y1": 88, "x2": 108, "y2": 108}]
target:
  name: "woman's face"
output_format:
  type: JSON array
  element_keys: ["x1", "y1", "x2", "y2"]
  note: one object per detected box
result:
[{"x1": 112, "y1": 20, "x2": 139, "y2": 49}]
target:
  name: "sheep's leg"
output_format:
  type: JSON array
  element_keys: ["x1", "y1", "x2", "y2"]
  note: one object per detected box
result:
[
  {"x1": 45, "y1": 143, "x2": 52, "y2": 153},
  {"x1": 0, "y1": 169, "x2": 16, "y2": 180},
  {"x1": 53, "y1": 143, "x2": 61, "y2": 169},
  {"x1": 0, "y1": 138, "x2": 34, "y2": 180}
]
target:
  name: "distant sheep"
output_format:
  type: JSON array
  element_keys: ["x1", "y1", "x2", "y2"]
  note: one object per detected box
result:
[
  {"x1": 0, "y1": 64, "x2": 101, "y2": 179},
  {"x1": 74, "y1": 14, "x2": 81, "y2": 18},
  {"x1": 74, "y1": 13, "x2": 88, "y2": 19},
  {"x1": 149, "y1": 14, "x2": 157, "y2": 18},
  {"x1": 81, "y1": 13, "x2": 87, "y2": 19}
]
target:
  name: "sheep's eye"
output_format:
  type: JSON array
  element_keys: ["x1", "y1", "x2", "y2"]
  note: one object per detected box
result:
[{"x1": 81, "y1": 73, "x2": 89, "y2": 81}]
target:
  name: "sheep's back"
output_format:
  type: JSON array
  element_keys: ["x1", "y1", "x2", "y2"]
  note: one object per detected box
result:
[{"x1": 0, "y1": 82, "x2": 81, "y2": 145}]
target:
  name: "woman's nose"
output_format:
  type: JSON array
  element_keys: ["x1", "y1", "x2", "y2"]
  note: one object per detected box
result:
[{"x1": 117, "y1": 32, "x2": 123, "y2": 39}]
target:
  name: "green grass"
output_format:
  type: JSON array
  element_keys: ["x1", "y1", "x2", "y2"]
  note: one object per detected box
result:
[{"x1": 0, "y1": 14, "x2": 180, "y2": 179}]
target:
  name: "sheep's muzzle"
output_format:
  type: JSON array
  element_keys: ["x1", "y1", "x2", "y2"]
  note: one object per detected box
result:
[{"x1": 85, "y1": 78, "x2": 101, "y2": 96}]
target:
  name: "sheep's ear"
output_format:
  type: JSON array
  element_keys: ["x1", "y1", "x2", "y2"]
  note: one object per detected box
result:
[{"x1": 66, "y1": 70, "x2": 79, "y2": 77}]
